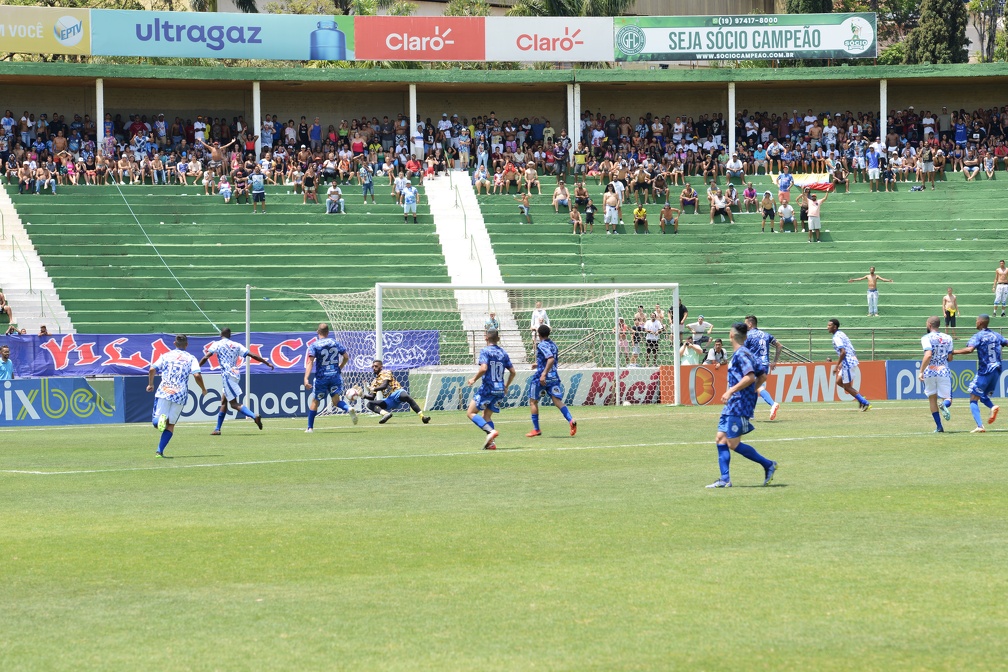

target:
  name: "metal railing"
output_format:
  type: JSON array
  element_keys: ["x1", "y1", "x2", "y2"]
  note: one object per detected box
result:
[
  {"x1": 39, "y1": 292, "x2": 63, "y2": 334},
  {"x1": 11, "y1": 236, "x2": 33, "y2": 295},
  {"x1": 452, "y1": 183, "x2": 468, "y2": 239}
]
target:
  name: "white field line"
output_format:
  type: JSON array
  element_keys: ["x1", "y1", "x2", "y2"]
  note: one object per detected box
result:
[{"x1": 0, "y1": 429, "x2": 944, "y2": 477}]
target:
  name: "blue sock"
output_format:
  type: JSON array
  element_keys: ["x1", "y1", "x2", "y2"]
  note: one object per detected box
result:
[
  {"x1": 943, "y1": 398, "x2": 952, "y2": 408},
  {"x1": 932, "y1": 411, "x2": 943, "y2": 431},
  {"x1": 559, "y1": 405, "x2": 573, "y2": 422},
  {"x1": 980, "y1": 396, "x2": 994, "y2": 409},
  {"x1": 735, "y1": 442, "x2": 772, "y2": 468},
  {"x1": 717, "y1": 444, "x2": 731, "y2": 481},
  {"x1": 759, "y1": 389, "x2": 775, "y2": 406},
  {"x1": 158, "y1": 430, "x2": 173, "y2": 454},
  {"x1": 152, "y1": 417, "x2": 159, "y2": 428},
  {"x1": 854, "y1": 393, "x2": 868, "y2": 406},
  {"x1": 216, "y1": 411, "x2": 226, "y2": 431},
  {"x1": 336, "y1": 400, "x2": 350, "y2": 412},
  {"x1": 307, "y1": 409, "x2": 317, "y2": 430},
  {"x1": 471, "y1": 415, "x2": 488, "y2": 430},
  {"x1": 531, "y1": 413, "x2": 540, "y2": 431},
  {"x1": 486, "y1": 420, "x2": 494, "y2": 429},
  {"x1": 970, "y1": 400, "x2": 983, "y2": 427},
  {"x1": 239, "y1": 405, "x2": 256, "y2": 420}
]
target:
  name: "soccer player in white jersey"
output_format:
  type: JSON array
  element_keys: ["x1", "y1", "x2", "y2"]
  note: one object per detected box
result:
[
  {"x1": 827, "y1": 318, "x2": 872, "y2": 411},
  {"x1": 199, "y1": 327, "x2": 275, "y2": 436},
  {"x1": 147, "y1": 335, "x2": 207, "y2": 457},
  {"x1": 918, "y1": 316, "x2": 954, "y2": 433}
]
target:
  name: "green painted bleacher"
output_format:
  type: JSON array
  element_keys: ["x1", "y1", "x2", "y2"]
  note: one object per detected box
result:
[
  {"x1": 478, "y1": 172, "x2": 1008, "y2": 360},
  {"x1": 8, "y1": 184, "x2": 446, "y2": 334}
]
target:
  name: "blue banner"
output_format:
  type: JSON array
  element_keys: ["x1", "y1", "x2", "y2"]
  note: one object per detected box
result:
[
  {"x1": 0, "y1": 331, "x2": 439, "y2": 378},
  {"x1": 0, "y1": 377, "x2": 124, "y2": 426},
  {"x1": 885, "y1": 360, "x2": 1008, "y2": 400},
  {"x1": 123, "y1": 371, "x2": 408, "y2": 422},
  {"x1": 90, "y1": 9, "x2": 355, "y2": 60}
]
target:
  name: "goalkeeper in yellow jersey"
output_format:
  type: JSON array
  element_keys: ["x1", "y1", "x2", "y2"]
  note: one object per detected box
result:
[{"x1": 359, "y1": 359, "x2": 431, "y2": 425}]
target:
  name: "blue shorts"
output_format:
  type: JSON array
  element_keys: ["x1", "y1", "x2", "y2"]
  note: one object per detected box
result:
[
  {"x1": 718, "y1": 414, "x2": 754, "y2": 439},
  {"x1": 383, "y1": 389, "x2": 403, "y2": 407},
  {"x1": 529, "y1": 377, "x2": 564, "y2": 401},
  {"x1": 473, "y1": 388, "x2": 505, "y2": 413},
  {"x1": 969, "y1": 369, "x2": 1000, "y2": 398},
  {"x1": 313, "y1": 374, "x2": 344, "y2": 401},
  {"x1": 362, "y1": 182, "x2": 374, "y2": 196}
]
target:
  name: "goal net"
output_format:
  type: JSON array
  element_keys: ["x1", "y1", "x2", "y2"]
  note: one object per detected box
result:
[{"x1": 311, "y1": 283, "x2": 682, "y2": 408}]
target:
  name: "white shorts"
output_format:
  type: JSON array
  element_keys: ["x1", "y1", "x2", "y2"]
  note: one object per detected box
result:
[
  {"x1": 868, "y1": 168, "x2": 880, "y2": 180},
  {"x1": 153, "y1": 397, "x2": 184, "y2": 425},
  {"x1": 923, "y1": 376, "x2": 952, "y2": 398},
  {"x1": 855, "y1": 157, "x2": 865, "y2": 169},
  {"x1": 996, "y1": 284, "x2": 1008, "y2": 305},
  {"x1": 839, "y1": 364, "x2": 859, "y2": 385},
  {"x1": 808, "y1": 215, "x2": 821, "y2": 231},
  {"x1": 605, "y1": 205, "x2": 618, "y2": 225},
  {"x1": 221, "y1": 375, "x2": 242, "y2": 402}
]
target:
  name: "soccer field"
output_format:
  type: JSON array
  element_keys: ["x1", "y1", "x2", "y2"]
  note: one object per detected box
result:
[{"x1": 3, "y1": 402, "x2": 1006, "y2": 671}]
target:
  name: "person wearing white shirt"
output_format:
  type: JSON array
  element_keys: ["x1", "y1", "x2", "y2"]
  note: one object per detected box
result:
[
  {"x1": 777, "y1": 202, "x2": 796, "y2": 232},
  {"x1": 530, "y1": 301, "x2": 550, "y2": 340},
  {"x1": 704, "y1": 338, "x2": 728, "y2": 368},
  {"x1": 687, "y1": 315, "x2": 714, "y2": 346},
  {"x1": 725, "y1": 154, "x2": 745, "y2": 179},
  {"x1": 643, "y1": 312, "x2": 663, "y2": 366}
]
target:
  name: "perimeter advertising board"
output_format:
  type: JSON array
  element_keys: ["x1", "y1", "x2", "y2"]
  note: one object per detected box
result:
[
  {"x1": 0, "y1": 5, "x2": 90, "y2": 56},
  {"x1": 483, "y1": 17, "x2": 613, "y2": 62},
  {"x1": 614, "y1": 13, "x2": 877, "y2": 62},
  {"x1": 886, "y1": 360, "x2": 1008, "y2": 400},
  {"x1": 0, "y1": 378, "x2": 124, "y2": 427},
  {"x1": 354, "y1": 16, "x2": 484, "y2": 61}
]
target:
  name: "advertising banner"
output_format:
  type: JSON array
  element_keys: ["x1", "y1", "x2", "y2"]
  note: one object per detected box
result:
[
  {"x1": 0, "y1": 5, "x2": 90, "y2": 56},
  {"x1": 90, "y1": 9, "x2": 354, "y2": 60},
  {"x1": 421, "y1": 367, "x2": 662, "y2": 412},
  {"x1": 614, "y1": 13, "x2": 877, "y2": 62},
  {"x1": 354, "y1": 16, "x2": 485, "y2": 61},
  {"x1": 484, "y1": 17, "x2": 613, "y2": 62},
  {"x1": 0, "y1": 330, "x2": 438, "y2": 378},
  {"x1": 122, "y1": 371, "x2": 391, "y2": 423},
  {"x1": 0, "y1": 377, "x2": 123, "y2": 427},
  {"x1": 886, "y1": 360, "x2": 1007, "y2": 400},
  {"x1": 660, "y1": 361, "x2": 888, "y2": 405}
]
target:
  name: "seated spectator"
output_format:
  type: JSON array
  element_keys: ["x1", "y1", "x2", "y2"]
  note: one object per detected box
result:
[
  {"x1": 326, "y1": 181, "x2": 344, "y2": 214},
  {"x1": 0, "y1": 288, "x2": 13, "y2": 323},
  {"x1": 552, "y1": 181, "x2": 570, "y2": 212},
  {"x1": 743, "y1": 182, "x2": 758, "y2": 213},
  {"x1": 686, "y1": 315, "x2": 714, "y2": 346},
  {"x1": 218, "y1": 174, "x2": 232, "y2": 203},
  {"x1": 704, "y1": 338, "x2": 728, "y2": 368},
  {"x1": 570, "y1": 206, "x2": 584, "y2": 235},
  {"x1": 831, "y1": 161, "x2": 850, "y2": 193},
  {"x1": 679, "y1": 183, "x2": 699, "y2": 214},
  {"x1": 659, "y1": 202, "x2": 679, "y2": 235},
  {"x1": 777, "y1": 201, "x2": 796, "y2": 232},
  {"x1": 679, "y1": 335, "x2": 704, "y2": 365},
  {"x1": 709, "y1": 189, "x2": 733, "y2": 224},
  {"x1": 632, "y1": 204, "x2": 649, "y2": 234},
  {"x1": 724, "y1": 183, "x2": 739, "y2": 209},
  {"x1": 725, "y1": 153, "x2": 745, "y2": 180},
  {"x1": 473, "y1": 164, "x2": 491, "y2": 194}
]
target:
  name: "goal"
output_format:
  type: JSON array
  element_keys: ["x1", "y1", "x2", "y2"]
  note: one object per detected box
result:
[{"x1": 310, "y1": 283, "x2": 683, "y2": 407}]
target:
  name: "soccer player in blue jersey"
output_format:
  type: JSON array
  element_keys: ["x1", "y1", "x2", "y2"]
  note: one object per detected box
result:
[
  {"x1": 526, "y1": 324, "x2": 577, "y2": 438},
  {"x1": 827, "y1": 318, "x2": 872, "y2": 411},
  {"x1": 147, "y1": 334, "x2": 207, "y2": 457},
  {"x1": 466, "y1": 329, "x2": 516, "y2": 450},
  {"x1": 303, "y1": 323, "x2": 357, "y2": 433},
  {"x1": 953, "y1": 314, "x2": 1008, "y2": 433},
  {"x1": 744, "y1": 315, "x2": 783, "y2": 420},
  {"x1": 199, "y1": 327, "x2": 274, "y2": 436},
  {"x1": 707, "y1": 322, "x2": 777, "y2": 488},
  {"x1": 360, "y1": 359, "x2": 430, "y2": 425},
  {"x1": 918, "y1": 316, "x2": 954, "y2": 433}
]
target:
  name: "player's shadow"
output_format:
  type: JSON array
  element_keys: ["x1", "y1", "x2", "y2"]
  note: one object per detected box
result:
[
  {"x1": 172, "y1": 454, "x2": 225, "y2": 459},
  {"x1": 735, "y1": 483, "x2": 789, "y2": 489}
]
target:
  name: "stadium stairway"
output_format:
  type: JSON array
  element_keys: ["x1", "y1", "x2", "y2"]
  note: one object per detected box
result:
[
  {"x1": 5, "y1": 182, "x2": 448, "y2": 334},
  {"x1": 476, "y1": 171, "x2": 1008, "y2": 360},
  {"x1": 424, "y1": 170, "x2": 526, "y2": 363},
  {"x1": 0, "y1": 187, "x2": 75, "y2": 334}
]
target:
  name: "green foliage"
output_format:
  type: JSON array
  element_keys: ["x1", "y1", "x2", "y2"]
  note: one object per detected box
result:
[
  {"x1": 904, "y1": 0, "x2": 969, "y2": 63},
  {"x1": 190, "y1": 0, "x2": 259, "y2": 12},
  {"x1": 832, "y1": 0, "x2": 919, "y2": 42},
  {"x1": 785, "y1": 0, "x2": 833, "y2": 12},
  {"x1": 967, "y1": 0, "x2": 1004, "y2": 62},
  {"x1": 876, "y1": 38, "x2": 906, "y2": 64},
  {"x1": 443, "y1": 0, "x2": 491, "y2": 16},
  {"x1": 505, "y1": 0, "x2": 635, "y2": 17},
  {"x1": 994, "y1": 26, "x2": 1008, "y2": 61}
]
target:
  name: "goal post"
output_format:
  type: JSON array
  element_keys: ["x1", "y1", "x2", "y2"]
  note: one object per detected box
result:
[{"x1": 312, "y1": 282, "x2": 682, "y2": 407}]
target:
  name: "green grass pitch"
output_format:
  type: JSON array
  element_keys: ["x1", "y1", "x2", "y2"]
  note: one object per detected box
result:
[{"x1": 2, "y1": 402, "x2": 1007, "y2": 671}]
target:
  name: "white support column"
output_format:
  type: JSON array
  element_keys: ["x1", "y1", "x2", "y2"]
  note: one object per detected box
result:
[
  {"x1": 96, "y1": 78, "x2": 105, "y2": 149},
  {"x1": 879, "y1": 79, "x2": 887, "y2": 145},
  {"x1": 727, "y1": 82, "x2": 736, "y2": 154},
  {"x1": 573, "y1": 83, "x2": 582, "y2": 146},
  {"x1": 252, "y1": 81, "x2": 262, "y2": 157},
  {"x1": 566, "y1": 83, "x2": 575, "y2": 138},
  {"x1": 409, "y1": 83, "x2": 422, "y2": 157}
]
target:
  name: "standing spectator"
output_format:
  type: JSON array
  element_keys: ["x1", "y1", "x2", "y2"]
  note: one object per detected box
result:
[
  {"x1": 760, "y1": 190, "x2": 777, "y2": 232},
  {"x1": 687, "y1": 315, "x2": 714, "y2": 347},
  {"x1": 644, "y1": 311, "x2": 663, "y2": 366},
  {"x1": 704, "y1": 338, "x2": 728, "y2": 368},
  {"x1": 250, "y1": 165, "x2": 266, "y2": 214},
  {"x1": 484, "y1": 311, "x2": 500, "y2": 332},
  {"x1": 530, "y1": 301, "x2": 549, "y2": 340},
  {"x1": 806, "y1": 191, "x2": 828, "y2": 243},
  {"x1": 584, "y1": 198, "x2": 597, "y2": 234},
  {"x1": 849, "y1": 266, "x2": 893, "y2": 317},
  {"x1": 943, "y1": 287, "x2": 959, "y2": 338},
  {"x1": 0, "y1": 344, "x2": 12, "y2": 380},
  {"x1": 680, "y1": 336, "x2": 704, "y2": 365}
]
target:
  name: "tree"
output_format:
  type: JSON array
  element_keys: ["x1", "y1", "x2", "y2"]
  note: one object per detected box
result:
[
  {"x1": 904, "y1": 0, "x2": 969, "y2": 63},
  {"x1": 505, "y1": 0, "x2": 635, "y2": 17},
  {"x1": 785, "y1": 0, "x2": 833, "y2": 12},
  {"x1": 967, "y1": 0, "x2": 1005, "y2": 62},
  {"x1": 190, "y1": 0, "x2": 259, "y2": 12},
  {"x1": 833, "y1": 0, "x2": 919, "y2": 43},
  {"x1": 443, "y1": 0, "x2": 490, "y2": 16}
]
